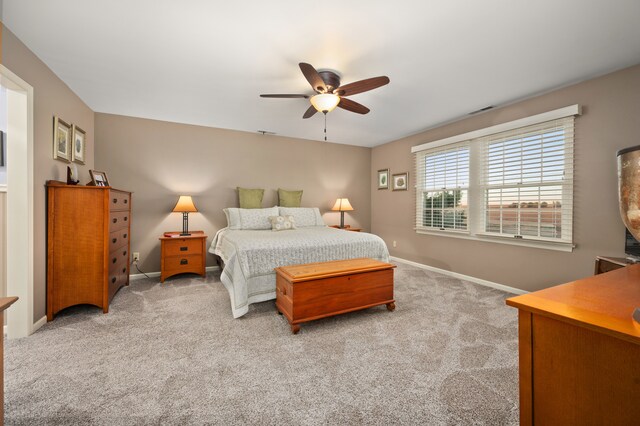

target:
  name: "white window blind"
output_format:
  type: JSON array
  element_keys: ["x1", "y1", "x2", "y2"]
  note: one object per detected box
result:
[
  {"x1": 415, "y1": 143, "x2": 470, "y2": 232},
  {"x1": 479, "y1": 118, "x2": 574, "y2": 243},
  {"x1": 412, "y1": 105, "x2": 578, "y2": 251}
]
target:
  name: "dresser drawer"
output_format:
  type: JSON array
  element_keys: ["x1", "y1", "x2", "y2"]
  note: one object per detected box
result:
[
  {"x1": 163, "y1": 238, "x2": 203, "y2": 256},
  {"x1": 109, "y1": 256, "x2": 129, "y2": 277},
  {"x1": 109, "y1": 246, "x2": 130, "y2": 268},
  {"x1": 109, "y1": 211, "x2": 130, "y2": 232},
  {"x1": 110, "y1": 190, "x2": 131, "y2": 212},
  {"x1": 109, "y1": 228, "x2": 129, "y2": 252},
  {"x1": 163, "y1": 254, "x2": 203, "y2": 273}
]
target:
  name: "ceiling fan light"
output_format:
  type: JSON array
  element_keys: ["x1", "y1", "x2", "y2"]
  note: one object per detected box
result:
[{"x1": 310, "y1": 94, "x2": 340, "y2": 113}]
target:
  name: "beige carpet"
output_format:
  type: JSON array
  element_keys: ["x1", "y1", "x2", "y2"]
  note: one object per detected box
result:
[{"x1": 5, "y1": 262, "x2": 519, "y2": 425}]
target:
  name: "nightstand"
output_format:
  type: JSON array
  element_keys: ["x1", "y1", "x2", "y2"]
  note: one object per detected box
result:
[
  {"x1": 594, "y1": 256, "x2": 633, "y2": 275},
  {"x1": 159, "y1": 231, "x2": 207, "y2": 282},
  {"x1": 329, "y1": 225, "x2": 362, "y2": 232}
]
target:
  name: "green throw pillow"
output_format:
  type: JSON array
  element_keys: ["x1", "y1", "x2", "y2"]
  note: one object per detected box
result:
[
  {"x1": 237, "y1": 187, "x2": 264, "y2": 209},
  {"x1": 278, "y1": 189, "x2": 303, "y2": 207}
]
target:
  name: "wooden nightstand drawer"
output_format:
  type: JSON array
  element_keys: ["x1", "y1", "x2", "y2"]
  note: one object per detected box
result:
[
  {"x1": 163, "y1": 254, "x2": 203, "y2": 273},
  {"x1": 163, "y1": 238, "x2": 202, "y2": 256}
]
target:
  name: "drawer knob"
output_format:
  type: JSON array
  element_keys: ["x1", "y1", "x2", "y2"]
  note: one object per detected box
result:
[
  {"x1": 180, "y1": 259, "x2": 188, "y2": 265},
  {"x1": 112, "y1": 257, "x2": 117, "y2": 264},
  {"x1": 122, "y1": 267, "x2": 126, "y2": 273},
  {"x1": 112, "y1": 238, "x2": 117, "y2": 244},
  {"x1": 124, "y1": 217, "x2": 128, "y2": 222},
  {"x1": 123, "y1": 233, "x2": 127, "y2": 238},
  {"x1": 113, "y1": 218, "x2": 117, "y2": 224},
  {"x1": 124, "y1": 199, "x2": 128, "y2": 204},
  {"x1": 113, "y1": 198, "x2": 118, "y2": 203},
  {"x1": 180, "y1": 246, "x2": 188, "y2": 251},
  {"x1": 123, "y1": 250, "x2": 127, "y2": 256},
  {"x1": 111, "y1": 277, "x2": 116, "y2": 284}
]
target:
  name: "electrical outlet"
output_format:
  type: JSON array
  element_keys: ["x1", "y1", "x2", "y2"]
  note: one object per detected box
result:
[
  {"x1": 133, "y1": 252, "x2": 140, "y2": 262},
  {"x1": 393, "y1": 240, "x2": 397, "y2": 248}
]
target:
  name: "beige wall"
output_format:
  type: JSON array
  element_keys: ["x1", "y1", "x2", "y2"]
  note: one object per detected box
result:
[
  {"x1": 95, "y1": 113, "x2": 371, "y2": 273},
  {"x1": 2, "y1": 25, "x2": 95, "y2": 321},
  {"x1": 372, "y1": 64, "x2": 640, "y2": 292}
]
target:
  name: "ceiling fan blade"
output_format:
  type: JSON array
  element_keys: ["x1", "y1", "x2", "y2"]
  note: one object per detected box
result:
[
  {"x1": 303, "y1": 105, "x2": 318, "y2": 119},
  {"x1": 337, "y1": 97, "x2": 370, "y2": 114},
  {"x1": 260, "y1": 94, "x2": 310, "y2": 98},
  {"x1": 299, "y1": 62, "x2": 327, "y2": 93},
  {"x1": 335, "y1": 76, "x2": 390, "y2": 96}
]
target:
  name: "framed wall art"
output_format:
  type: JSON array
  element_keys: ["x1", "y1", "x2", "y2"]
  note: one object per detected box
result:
[
  {"x1": 0, "y1": 131, "x2": 5, "y2": 167},
  {"x1": 89, "y1": 170, "x2": 110, "y2": 187},
  {"x1": 53, "y1": 116, "x2": 71, "y2": 162},
  {"x1": 377, "y1": 169, "x2": 389, "y2": 190},
  {"x1": 71, "y1": 125, "x2": 86, "y2": 164},
  {"x1": 392, "y1": 172, "x2": 408, "y2": 191}
]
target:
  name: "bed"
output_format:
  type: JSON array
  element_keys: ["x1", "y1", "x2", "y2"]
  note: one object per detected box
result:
[{"x1": 209, "y1": 207, "x2": 390, "y2": 318}]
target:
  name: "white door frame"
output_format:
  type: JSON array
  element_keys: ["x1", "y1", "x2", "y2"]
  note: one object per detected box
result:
[{"x1": 1, "y1": 64, "x2": 35, "y2": 338}]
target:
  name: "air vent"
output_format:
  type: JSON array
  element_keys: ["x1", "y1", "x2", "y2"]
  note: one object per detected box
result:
[
  {"x1": 468, "y1": 105, "x2": 494, "y2": 115},
  {"x1": 257, "y1": 130, "x2": 276, "y2": 135}
]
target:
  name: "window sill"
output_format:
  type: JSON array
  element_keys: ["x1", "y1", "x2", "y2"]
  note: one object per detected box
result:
[{"x1": 415, "y1": 228, "x2": 574, "y2": 252}]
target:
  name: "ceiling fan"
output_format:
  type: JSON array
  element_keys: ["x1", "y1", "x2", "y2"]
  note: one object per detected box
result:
[{"x1": 260, "y1": 62, "x2": 390, "y2": 119}]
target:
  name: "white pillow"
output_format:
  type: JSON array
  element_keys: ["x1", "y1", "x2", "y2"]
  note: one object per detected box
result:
[
  {"x1": 268, "y1": 215, "x2": 296, "y2": 231},
  {"x1": 278, "y1": 207, "x2": 326, "y2": 227},
  {"x1": 224, "y1": 206, "x2": 279, "y2": 230}
]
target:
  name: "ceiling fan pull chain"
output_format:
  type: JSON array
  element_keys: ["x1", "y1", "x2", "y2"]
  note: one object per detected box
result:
[{"x1": 324, "y1": 112, "x2": 328, "y2": 141}]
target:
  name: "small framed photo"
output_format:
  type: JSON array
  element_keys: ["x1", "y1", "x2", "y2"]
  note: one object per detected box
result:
[
  {"x1": 71, "y1": 125, "x2": 86, "y2": 164},
  {"x1": 90, "y1": 170, "x2": 110, "y2": 187},
  {"x1": 377, "y1": 169, "x2": 389, "y2": 190},
  {"x1": 53, "y1": 116, "x2": 71, "y2": 162},
  {"x1": 392, "y1": 172, "x2": 409, "y2": 191}
]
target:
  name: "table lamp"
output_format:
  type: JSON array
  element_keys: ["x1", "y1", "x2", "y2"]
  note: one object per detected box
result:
[
  {"x1": 331, "y1": 198, "x2": 354, "y2": 229},
  {"x1": 173, "y1": 195, "x2": 198, "y2": 236}
]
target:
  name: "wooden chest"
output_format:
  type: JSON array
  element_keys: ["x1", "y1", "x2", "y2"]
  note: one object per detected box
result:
[{"x1": 275, "y1": 258, "x2": 396, "y2": 334}]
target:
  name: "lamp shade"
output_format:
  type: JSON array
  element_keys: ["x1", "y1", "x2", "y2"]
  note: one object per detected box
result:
[
  {"x1": 172, "y1": 195, "x2": 198, "y2": 213},
  {"x1": 310, "y1": 94, "x2": 340, "y2": 113},
  {"x1": 331, "y1": 198, "x2": 354, "y2": 212}
]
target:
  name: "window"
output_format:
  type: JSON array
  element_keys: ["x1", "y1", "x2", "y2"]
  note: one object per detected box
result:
[
  {"x1": 416, "y1": 144, "x2": 469, "y2": 231},
  {"x1": 412, "y1": 106, "x2": 578, "y2": 251}
]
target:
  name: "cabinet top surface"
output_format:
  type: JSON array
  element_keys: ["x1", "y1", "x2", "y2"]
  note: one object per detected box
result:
[
  {"x1": 507, "y1": 264, "x2": 640, "y2": 343},
  {"x1": 160, "y1": 231, "x2": 207, "y2": 241},
  {"x1": 275, "y1": 257, "x2": 395, "y2": 282},
  {"x1": 46, "y1": 181, "x2": 131, "y2": 194}
]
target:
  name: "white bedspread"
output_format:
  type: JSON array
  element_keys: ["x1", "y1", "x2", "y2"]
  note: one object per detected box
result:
[{"x1": 209, "y1": 227, "x2": 390, "y2": 318}]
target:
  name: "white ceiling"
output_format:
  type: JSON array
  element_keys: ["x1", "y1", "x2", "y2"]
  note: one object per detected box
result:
[{"x1": 3, "y1": 1, "x2": 640, "y2": 147}]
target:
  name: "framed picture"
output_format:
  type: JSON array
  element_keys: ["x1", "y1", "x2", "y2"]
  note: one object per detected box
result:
[
  {"x1": 90, "y1": 170, "x2": 110, "y2": 187},
  {"x1": 71, "y1": 125, "x2": 86, "y2": 164},
  {"x1": 0, "y1": 131, "x2": 5, "y2": 167},
  {"x1": 392, "y1": 172, "x2": 408, "y2": 191},
  {"x1": 377, "y1": 169, "x2": 389, "y2": 190},
  {"x1": 53, "y1": 116, "x2": 71, "y2": 162}
]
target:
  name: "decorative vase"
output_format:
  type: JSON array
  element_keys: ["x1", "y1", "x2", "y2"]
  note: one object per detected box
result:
[{"x1": 617, "y1": 145, "x2": 640, "y2": 241}]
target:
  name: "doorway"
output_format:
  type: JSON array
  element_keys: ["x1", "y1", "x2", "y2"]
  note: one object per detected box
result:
[{"x1": 0, "y1": 64, "x2": 35, "y2": 338}]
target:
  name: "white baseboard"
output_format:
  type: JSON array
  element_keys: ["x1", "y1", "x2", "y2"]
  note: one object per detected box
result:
[
  {"x1": 4, "y1": 315, "x2": 47, "y2": 337},
  {"x1": 32, "y1": 315, "x2": 47, "y2": 333},
  {"x1": 129, "y1": 265, "x2": 219, "y2": 282},
  {"x1": 390, "y1": 256, "x2": 528, "y2": 295}
]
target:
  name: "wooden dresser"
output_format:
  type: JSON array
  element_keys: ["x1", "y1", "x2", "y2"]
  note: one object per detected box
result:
[
  {"x1": 506, "y1": 266, "x2": 640, "y2": 425},
  {"x1": 46, "y1": 181, "x2": 132, "y2": 320}
]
